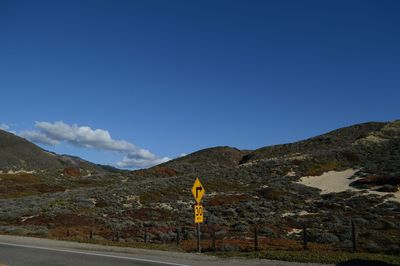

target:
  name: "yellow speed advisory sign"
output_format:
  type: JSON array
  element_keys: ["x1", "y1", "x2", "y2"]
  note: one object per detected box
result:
[{"x1": 194, "y1": 204, "x2": 203, "y2": 223}]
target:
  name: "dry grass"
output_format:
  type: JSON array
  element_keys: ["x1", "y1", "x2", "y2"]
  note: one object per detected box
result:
[
  {"x1": 303, "y1": 160, "x2": 343, "y2": 176},
  {"x1": 215, "y1": 250, "x2": 400, "y2": 265},
  {"x1": 0, "y1": 173, "x2": 64, "y2": 199}
]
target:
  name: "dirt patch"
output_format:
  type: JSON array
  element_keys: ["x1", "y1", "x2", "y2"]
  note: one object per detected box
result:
[
  {"x1": 153, "y1": 167, "x2": 177, "y2": 177},
  {"x1": 23, "y1": 213, "x2": 94, "y2": 227},
  {"x1": 63, "y1": 167, "x2": 80, "y2": 177}
]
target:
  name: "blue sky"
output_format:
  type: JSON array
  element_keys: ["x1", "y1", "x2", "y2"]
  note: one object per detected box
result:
[{"x1": 0, "y1": 0, "x2": 399, "y2": 168}]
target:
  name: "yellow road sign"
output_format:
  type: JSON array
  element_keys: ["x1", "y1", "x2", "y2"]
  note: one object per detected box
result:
[
  {"x1": 194, "y1": 204, "x2": 203, "y2": 223},
  {"x1": 191, "y1": 178, "x2": 205, "y2": 204}
]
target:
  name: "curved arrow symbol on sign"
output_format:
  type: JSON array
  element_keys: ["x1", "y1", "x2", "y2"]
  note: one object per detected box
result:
[{"x1": 196, "y1": 186, "x2": 203, "y2": 198}]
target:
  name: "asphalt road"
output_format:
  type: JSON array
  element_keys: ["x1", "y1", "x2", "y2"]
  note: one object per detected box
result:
[
  {"x1": 0, "y1": 242, "x2": 188, "y2": 266},
  {"x1": 0, "y1": 235, "x2": 331, "y2": 266}
]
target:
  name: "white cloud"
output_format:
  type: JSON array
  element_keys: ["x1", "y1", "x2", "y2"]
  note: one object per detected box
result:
[
  {"x1": 0, "y1": 123, "x2": 16, "y2": 134},
  {"x1": 34, "y1": 121, "x2": 136, "y2": 152},
  {"x1": 20, "y1": 130, "x2": 60, "y2": 146},
  {"x1": 0, "y1": 123, "x2": 10, "y2": 130},
  {"x1": 20, "y1": 121, "x2": 170, "y2": 169},
  {"x1": 117, "y1": 156, "x2": 170, "y2": 169}
]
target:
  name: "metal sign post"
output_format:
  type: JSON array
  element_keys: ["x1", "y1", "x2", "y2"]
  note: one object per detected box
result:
[
  {"x1": 197, "y1": 223, "x2": 201, "y2": 253},
  {"x1": 192, "y1": 178, "x2": 205, "y2": 253}
]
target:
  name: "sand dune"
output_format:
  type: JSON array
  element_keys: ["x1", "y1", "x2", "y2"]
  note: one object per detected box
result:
[{"x1": 298, "y1": 169, "x2": 400, "y2": 202}]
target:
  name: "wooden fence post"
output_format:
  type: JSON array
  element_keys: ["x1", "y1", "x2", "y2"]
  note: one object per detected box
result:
[
  {"x1": 211, "y1": 227, "x2": 216, "y2": 252},
  {"x1": 254, "y1": 226, "x2": 259, "y2": 252},
  {"x1": 351, "y1": 219, "x2": 357, "y2": 252},
  {"x1": 176, "y1": 228, "x2": 180, "y2": 247},
  {"x1": 303, "y1": 223, "x2": 308, "y2": 250}
]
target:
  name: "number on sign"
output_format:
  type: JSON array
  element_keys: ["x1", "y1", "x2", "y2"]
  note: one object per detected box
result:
[
  {"x1": 194, "y1": 204, "x2": 203, "y2": 223},
  {"x1": 195, "y1": 205, "x2": 203, "y2": 216}
]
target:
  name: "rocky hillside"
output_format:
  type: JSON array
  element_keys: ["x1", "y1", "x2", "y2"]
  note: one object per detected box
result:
[
  {"x1": 0, "y1": 129, "x2": 63, "y2": 170},
  {"x1": 163, "y1": 146, "x2": 249, "y2": 173},
  {"x1": 0, "y1": 121, "x2": 399, "y2": 255},
  {"x1": 0, "y1": 129, "x2": 120, "y2": 175}
]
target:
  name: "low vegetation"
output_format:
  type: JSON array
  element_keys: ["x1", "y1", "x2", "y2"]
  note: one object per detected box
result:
[
  {"x1": 216, "y1": 250, "x2": 400, "y2": 265},
  {"x1": 0, "y1": 120, "x2": 399, "y2": 264}
]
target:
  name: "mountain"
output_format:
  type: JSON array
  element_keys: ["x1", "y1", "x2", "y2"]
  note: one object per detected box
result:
[
  {"x1": 0, "y1": 129, "x2": 119, "y2": 175},
  {"x1": 0, "y1": 129, "x2": 63, "y2": 170},
  {"x1": 157, "y1": 120, "x2": 400, "y2": 181},
  {"x1": 240, "y1": 122, "x2": 387, "y2": 164},
  {"x1": 163, "y1": 146, "x2": 249, "y2": 173},
  {"x1": 0, "y1": 121, "x2": 399, "y2": 255}
]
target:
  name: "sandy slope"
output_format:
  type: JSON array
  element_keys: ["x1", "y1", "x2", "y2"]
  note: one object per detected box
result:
[{"x1": 298, "y1": 169, "x2": 400, "y2": 202}]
